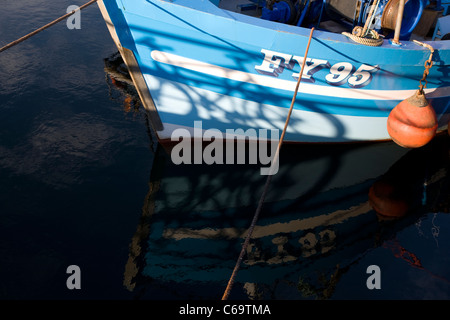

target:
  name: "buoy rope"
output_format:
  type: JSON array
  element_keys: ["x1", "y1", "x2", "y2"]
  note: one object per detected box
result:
[
  {"x1": 221, "y1": 27, "x2": 315, "y2": 301},
  {"x1": 413, "y1": 40, "x2": 435, "y2": 94},
  {"x1": 0, "y1": 0, "x2": 98, "y2": 53}
]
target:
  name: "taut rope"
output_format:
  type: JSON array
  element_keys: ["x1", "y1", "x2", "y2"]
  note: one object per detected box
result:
[
  {"x1": 0, "y1": 0, "x2": 99, "y2": 53},
  {"x1": 221, "y1": 27, "x2": 315, "y2": 301}
]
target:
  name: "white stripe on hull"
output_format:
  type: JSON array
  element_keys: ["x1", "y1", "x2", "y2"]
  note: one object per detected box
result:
[{"x1": 151, "y1": 50, "x2": 450, "y2": 101}]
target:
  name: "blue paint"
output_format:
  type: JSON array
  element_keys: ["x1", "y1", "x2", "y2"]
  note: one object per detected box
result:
[{"x1": 99, "y1": 0, "x2": 450, "y2": 143}]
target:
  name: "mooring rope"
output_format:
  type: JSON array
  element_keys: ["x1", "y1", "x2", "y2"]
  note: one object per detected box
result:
[
  {"x1": 221, "y1": 27, "x2": 315, "y2": 301},
  {"x1": 0, "y1": 0, "x2": 99, "y2": 53}
]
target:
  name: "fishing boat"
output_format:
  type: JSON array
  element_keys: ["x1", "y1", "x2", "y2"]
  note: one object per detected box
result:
[
  {"x1": 103, "y1": 55, "x2": 450, "y2": 299},
  {"x1": 97, "y1": 0, "x2": 450, "y2": 144}
]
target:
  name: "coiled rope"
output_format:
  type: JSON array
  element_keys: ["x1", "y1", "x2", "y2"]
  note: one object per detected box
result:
[
  {"x1": 342, "y1": 26, "x2": 384, "y2": 47},
  {"x1": 221, "y1": 27, "x2": 315, "y2": 301},
  {"x1": 342, "y1": 0, "x2": 384, "y2": 47},
  {"x1": 0, "y1": 0, "x2": 98, "y2": 53}
]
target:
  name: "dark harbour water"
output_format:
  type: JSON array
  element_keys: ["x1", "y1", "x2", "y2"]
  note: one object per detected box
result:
[{"x1": 1, "y1": 0, "x2": 450, "y2": 305}]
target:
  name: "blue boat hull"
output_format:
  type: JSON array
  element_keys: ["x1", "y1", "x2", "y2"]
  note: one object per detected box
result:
[{"x1": 98, "y1": 0, "x2": 450, "y2": 143}]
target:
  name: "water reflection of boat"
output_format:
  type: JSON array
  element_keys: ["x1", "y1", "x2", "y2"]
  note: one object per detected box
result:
[
  {"x1": 104, "y1": 52, "x2": 142, "y2": 114},
  {"x1": 369, "y1": 133, "x2": 450, "y2": 220},
  {"x1": 121, "y1": 125, "x2": 449, "y2": 299}
]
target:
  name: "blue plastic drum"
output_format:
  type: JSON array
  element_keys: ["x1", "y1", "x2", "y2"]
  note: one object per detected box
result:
[{"x1": 381, "y1": 0, "x2": 427, "y2": 40}]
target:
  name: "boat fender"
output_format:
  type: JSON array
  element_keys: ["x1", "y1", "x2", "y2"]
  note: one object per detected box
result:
[
  {"x1": 387, "y1": 42, "x2": 437, "y2": 148},
  {"x1": 387, "y1": 90, "x2": 438, "y2": 148}
]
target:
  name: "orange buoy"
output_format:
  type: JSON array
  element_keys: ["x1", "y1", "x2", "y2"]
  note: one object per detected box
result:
[{"x1": 387, "y1": 90, "x2": 438, "y2": 148}]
